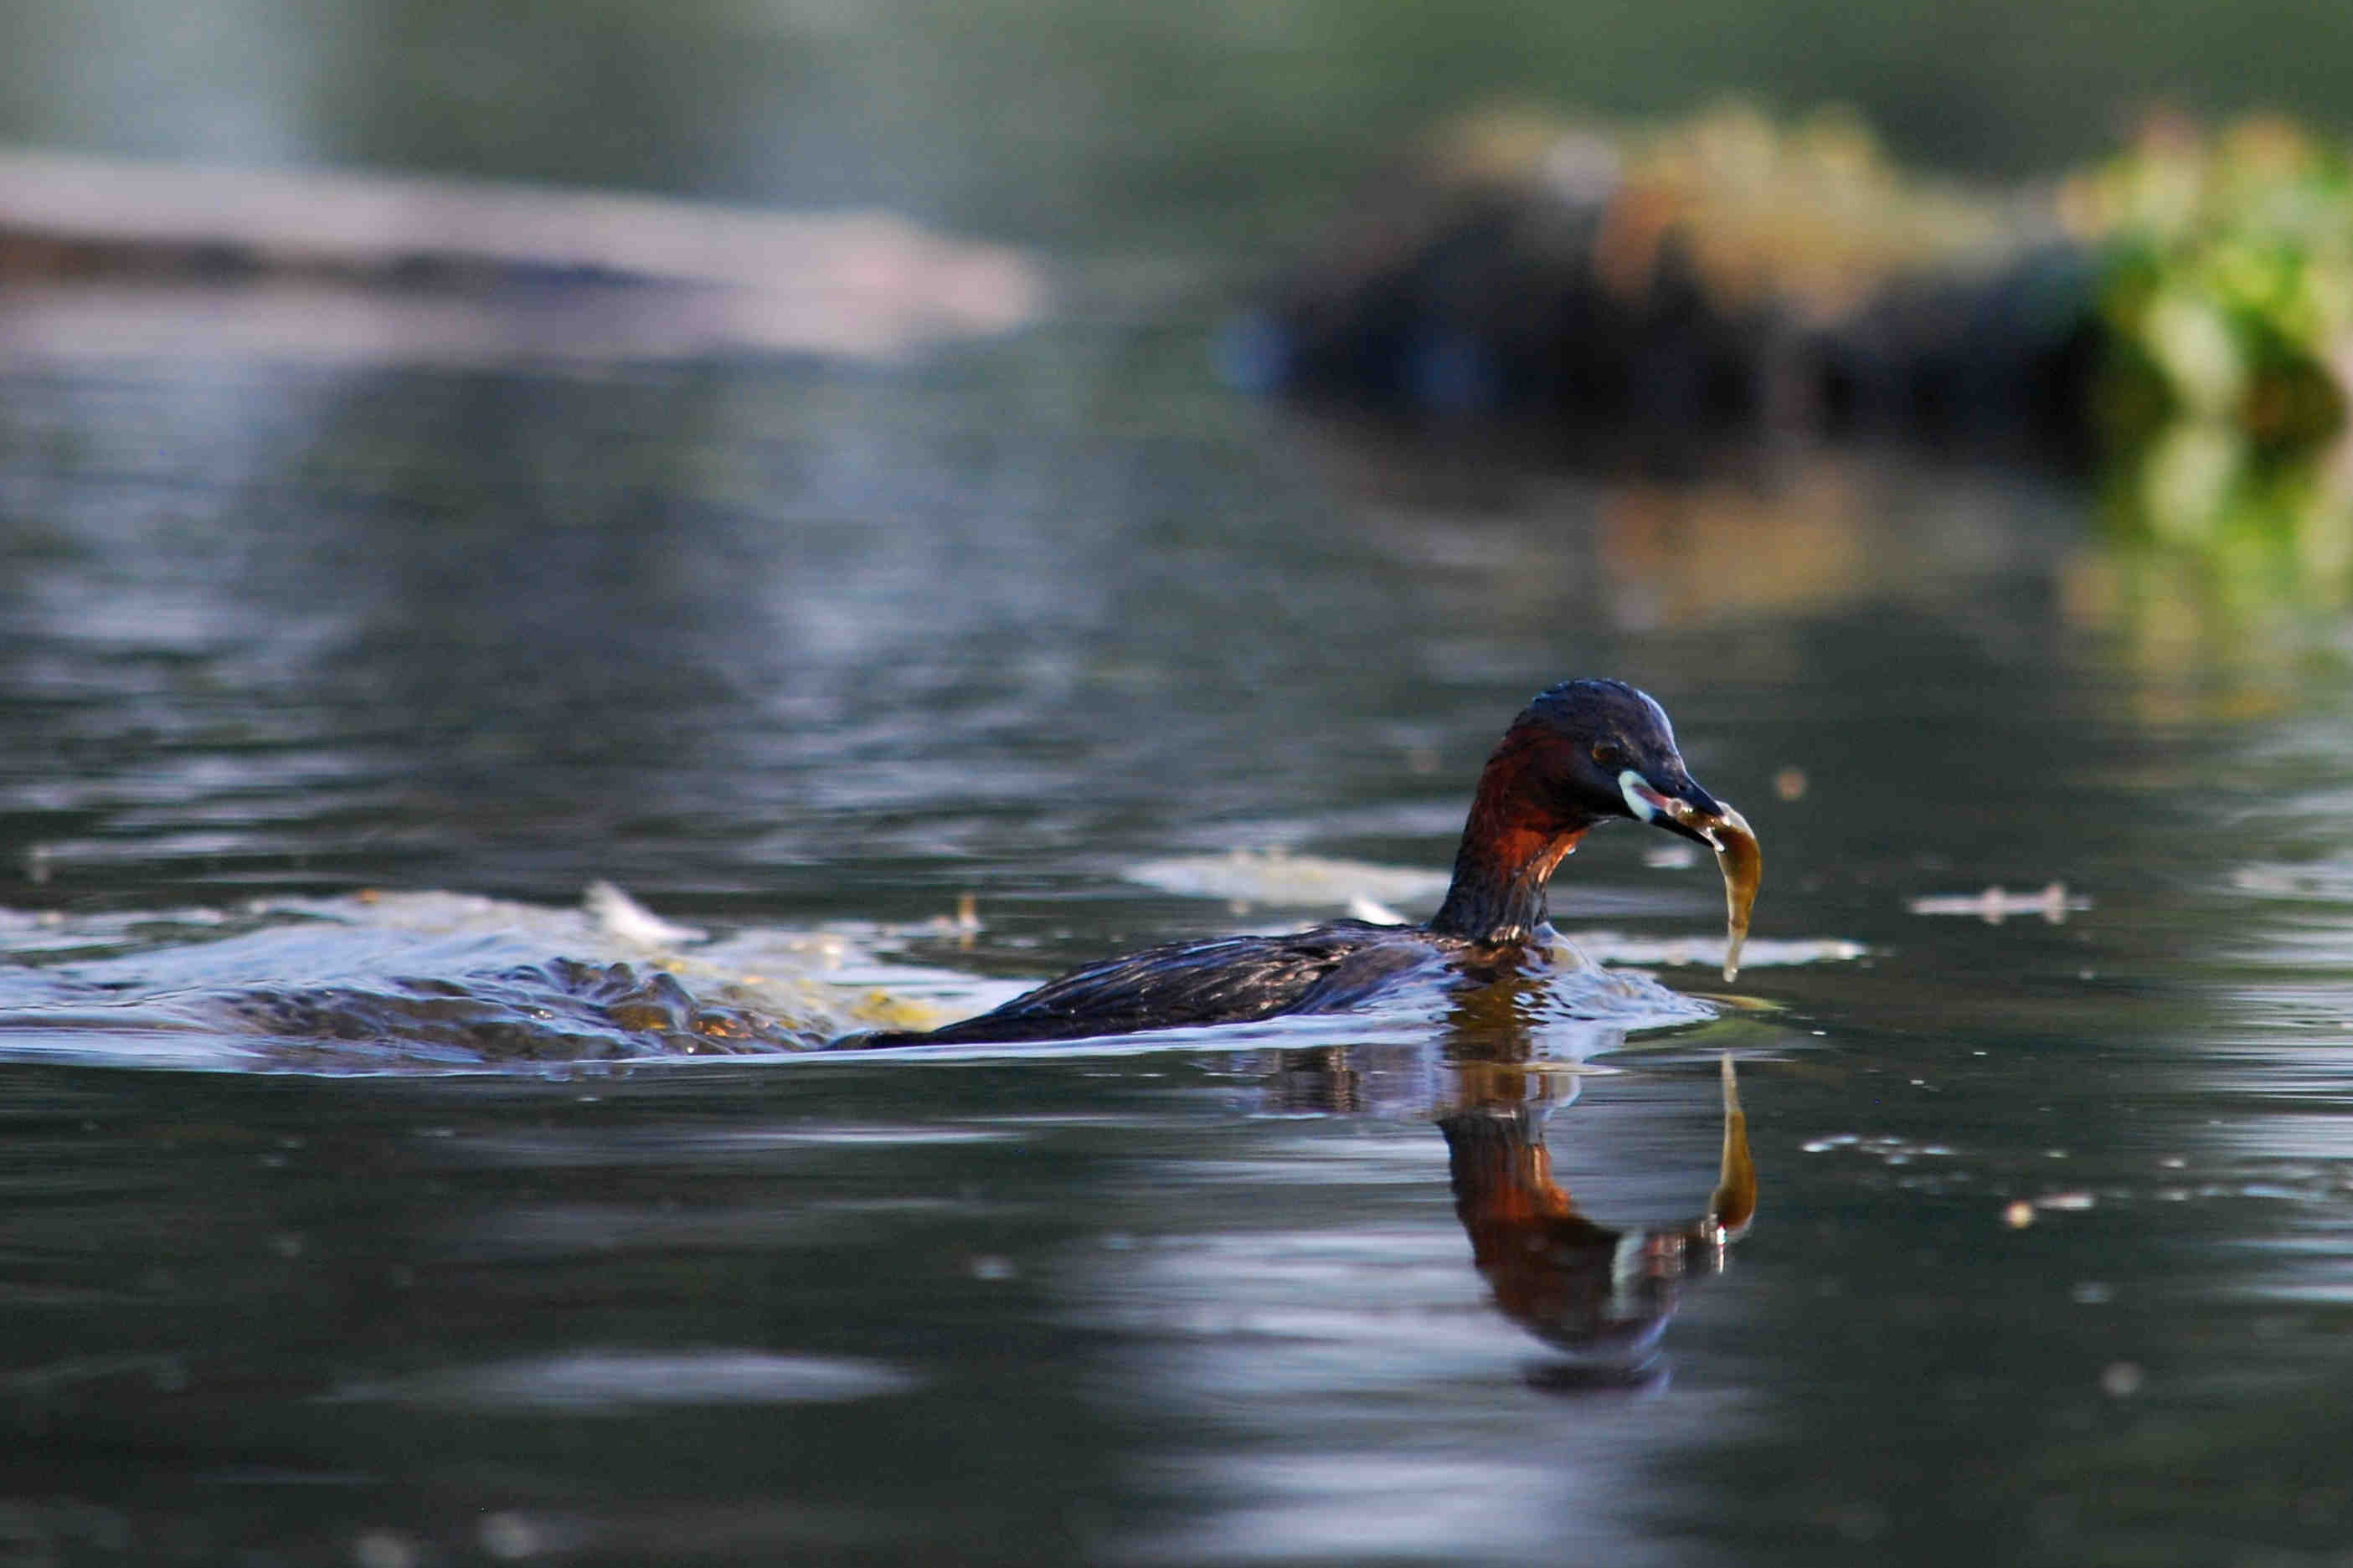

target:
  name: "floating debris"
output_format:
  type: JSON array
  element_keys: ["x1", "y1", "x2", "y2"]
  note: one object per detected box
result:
[
  {"x1": 2000, "y1": 1190, "x2": 2131, "y2": 1226},
  {"x1": 1907, "y1": 882, "x2": 2089, "y2": 923},
  {"x1": 1800, "y1": 1133, "x2": 1958, "y2": 1163}
]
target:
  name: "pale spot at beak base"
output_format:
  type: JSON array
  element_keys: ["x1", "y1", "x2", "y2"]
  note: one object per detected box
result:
[{"x1": 1619, "y1": 770, "x2": 1666, "y2": 822}]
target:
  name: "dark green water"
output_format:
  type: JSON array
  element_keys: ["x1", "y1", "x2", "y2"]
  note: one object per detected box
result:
[
  {"x1": 2, "y1": 337, "x2": 2351, "y2": 1566},
  {"x1": 5, "y1": 3, "x2": 2353, "y2": 1562}
]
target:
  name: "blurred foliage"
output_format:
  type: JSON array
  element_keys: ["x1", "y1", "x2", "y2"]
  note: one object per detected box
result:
[
  {"x1": 2068, "y1": 118, "x2": 2353, "y2": 635},
  {"x1": 1428, "y1": 102, "x2": 2353, "y2": 438},
  {"x1": 1431, "y1": 102, "x2": 2022, "y2": 326},
  {"x1": 2072, "y1": 115, "x2": 2353, "y2": 448},
  {"x1": 1273, "y1": 100, "x2": 2353, "y2": 476}
]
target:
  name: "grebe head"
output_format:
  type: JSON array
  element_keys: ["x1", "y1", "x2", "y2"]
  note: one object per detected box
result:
[
  {"x1": 1511, "y1": 679, "x2": 1725, "y2": 845},
  {"x1": 1432, "y1": 678, "x2": 1744, "y2": 945}
]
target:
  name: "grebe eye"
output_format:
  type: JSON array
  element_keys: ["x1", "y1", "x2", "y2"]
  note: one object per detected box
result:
[{"x1": 1590, "y1": 741, "x2": 1629, "y2": 769}]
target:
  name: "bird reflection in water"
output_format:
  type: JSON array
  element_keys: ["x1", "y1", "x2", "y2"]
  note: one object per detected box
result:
[{"x1": 1264, "y1": 1031, "x2": 1756, "y2": 1392}]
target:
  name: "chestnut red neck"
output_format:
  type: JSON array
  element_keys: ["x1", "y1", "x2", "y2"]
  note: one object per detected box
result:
[{"x1": 1427, "y1": 732, "x2": 1598, "y2": 943}]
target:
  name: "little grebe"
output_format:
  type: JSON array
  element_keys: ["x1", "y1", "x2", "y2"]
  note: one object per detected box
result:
[{"x1": 841, "y1": 679, "x2": 1756, "y2": 1047}]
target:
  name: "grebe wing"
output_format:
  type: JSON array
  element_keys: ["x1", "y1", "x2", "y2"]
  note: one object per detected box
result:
[{"x1": 852, "y1": 922, "x2": 1421, "y2": 1046}]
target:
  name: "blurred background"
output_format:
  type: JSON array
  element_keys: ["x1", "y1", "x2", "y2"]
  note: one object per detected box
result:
[
  {"x1": 0, "y1": 0, "x2": 2345, "y2": 915},
  {"x1": 3, "y1": 0, "x2": 2351, "y2": 242}
]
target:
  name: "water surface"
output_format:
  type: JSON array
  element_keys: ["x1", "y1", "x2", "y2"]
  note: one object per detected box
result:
[{"x1": 2, "y1": 332, "x2": 2351, "y2": 1568}]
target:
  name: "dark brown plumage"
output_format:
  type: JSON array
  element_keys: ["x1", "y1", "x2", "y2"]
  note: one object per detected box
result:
[{"x1": 838, "y1": 679, "x2": 1735, "y2": 1048}]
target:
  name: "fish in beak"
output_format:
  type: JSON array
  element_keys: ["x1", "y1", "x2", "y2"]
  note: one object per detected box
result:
[{"x1": 1619, "y1": 769, "x2": 1760, "y2": 981}]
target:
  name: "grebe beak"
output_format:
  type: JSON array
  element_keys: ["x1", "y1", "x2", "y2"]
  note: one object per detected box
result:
[{"x1": 1617, "y1": 769, "x2": 1723, "y2": 844}]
